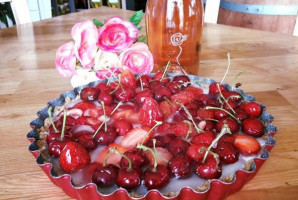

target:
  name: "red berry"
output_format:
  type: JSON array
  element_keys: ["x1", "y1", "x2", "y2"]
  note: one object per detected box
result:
[
  {"x1": 136, "y1": 89, "x2": 153, "y2": 104},
  {"x1": 191, "y1": 131, "x2": 215, "y2": 146},
  {"x1": 92, "y1": 164, "x2": 119, "y2": 187},
  {"x1": 215, "y1": 142, "x2": 239, "y2": 164},
  {"x1": 120, "y1": 69, "x2": 137, "y2": 89},
  {"x1": 245, "y1": 102, "x2": 262, "y2": 118},
  {"x1": 120, "y1": 126, "x2": 151, "y2": 149},
  {"x1": 168, "y1": 156, "x2": 193, "y2": 178},
  {"x1": 234, "y1": 134, "x2": 261, "y2": 155},
  {"x1": 242, "y1": 118, "x2": 264, "y2": 137},
  {"x1": 116, "y1": 166, "x2": 142, "y2": 189},
  {"x1": 144, "y1": 165, "x2": 170, "y2": 189},
  {"x1": 195, "y1": 156, "x2": 222, "y2": 179},
  {"x1": 113, "y1": 119, "x2": 133, "y2": 136},
  {"x1": 59, "y1": 142, "x2": 90, "y2": 173},
  {"x1": 80, "y1": 87, "x2": 99, "y2": 101},
  {"x1": 139, "y1": 97, "x2": 163, "y2": 127}
]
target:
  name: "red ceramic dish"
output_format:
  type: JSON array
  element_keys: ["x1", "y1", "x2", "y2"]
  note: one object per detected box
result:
[{"x1": 27, "y1": 74, "x2": 276, "y2": 200}]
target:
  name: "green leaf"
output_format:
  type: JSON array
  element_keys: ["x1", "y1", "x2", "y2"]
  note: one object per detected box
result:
[
  {"x1": 93, "y1": 18, "x2": 104, "y2": 27},
  {"x1": 137, "y1": 25, "x2": 142, "y2": 31},
  {"x1": 136, "y1": 35, "x2": 147, "y2": 43},
  {"x1": 129, "y1": 10, "x2": 143, "y2": 26}
]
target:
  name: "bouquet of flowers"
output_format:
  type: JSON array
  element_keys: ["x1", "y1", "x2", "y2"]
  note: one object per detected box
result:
[{"x1": 55, "y1": 11, "x2": 154, "y2": 87}]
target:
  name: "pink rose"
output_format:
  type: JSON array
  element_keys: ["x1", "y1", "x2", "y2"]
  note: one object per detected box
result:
[
  {"x1": 71, "y1": 20, "x2": 98, "y2": 69},
  {"x1": 96, "y1": 67, "x2": 122, "y2": 80},
  {"x1": 119, "y1": 42, "x2": 154, "y2": 74},
  {"x1": 97, "y1": 17, "x2": 138, "y2": 53},
  {"x1": 55, "y1": 41, "x2": 76, "y2": 78}
]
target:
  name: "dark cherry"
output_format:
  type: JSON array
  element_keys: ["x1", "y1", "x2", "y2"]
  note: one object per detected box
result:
[
  {"x1": 215, "y1": 142, "x2": 239, "y2": 164},
  {"x1": 235, "y1": 107, "x2": 249, "y2": 121},
  {"x1": 195, "y1": 156, "x2": 222, "y2": 179},
  {"x1": 186, "y1": 143, "x2": 208, "y2": 161},
  {"x1": 115, "y1": 87, "x2": 135, "y2": 102},
  {"x1": 153, "y1": 86, "x2": 171, "y2": 101},
  {"x1": 168, "y1": 156, "x2": 193, "y2": 178},
  {"x1": 94, "y1": 127, "x2": 118, "y2": 145},
  {"x1": 168, "y1": 138, "x2": 190, "y2": 155},
  {"x1": 242, "y1": 118, "x2": 264, "y2": 137},
  {"x1": 173, "y1": 75, "x2": 190, "y2": 86},
  {"x1": 96, "y1": 82, "x2": 111, "y2": 92},
  {"x1": 80, "y1": 87, "x2": 99, "y2": 101},
  {"x1": 167, "y1": 80, "x2": 183, "y2": 94},
  {"x1": 206, "y1": 98, "x2": 220, "y2": 107},
  {"x1": 223, "y1": 99, "x2": 238, "y2": 112},
  {"x1": 204, "y1": 121, "x2": 216, "y2": 131},
  {"x1": 120, "y1": 149, "x2": 148, "y2": 168},
  {"x1": 222, "y1": 91, "x2": 242, "y2": 103},
  {"x1": 213, "y1": 109, "x2": 229, "y2": 120},
  {"x1": 209, "y1": 82, "x2": 226, "y2": 95},
  {"x1": 153, "y1": 71, "x2": 170, "y2": 83},
  {"x1": 144, "y1": 165, "x2": 170, "y2": 189},
  {"x1": 149, "y1": 80, "x2": 164, "y2": 91},
  {"x1": 116, "y1": 166, "x2": 142, "y2": 189},
  {"x1": 197, "y1": 109, "x2": 214, "y2": 120},
  {"x1": 191, "y1": 131, "x2": 215, "y2": 146},
  {"x1": 216, "y1": 117, "x2": 239, "y2": 134},
  {"x1": 138, "y1": 74, "x2": 152, "y2": 88},
  {"x1": 136, "y1": 89, "x2": 153, "y2": 104},
  {"x1": 98, "y1": 91, "x2": 113, "y2": 106},
  {"x1": 113, "y1": 119, "x2": 133, "y2": 136},
  {"x1": 244, "y1": 101, "x2": 262, "y2": 118},
  {"x1": 46, "y1": 132, "x2": 61, "y2": 144},
  {"x1": 48, "y1": 140, "x2": 68, "y2": 157},
  {"x1": 78, "y1": 134, "x2": 98, "y2": 150},
  {"x1": 92, "y1": 164, "x2": 119, "y2": 187}
]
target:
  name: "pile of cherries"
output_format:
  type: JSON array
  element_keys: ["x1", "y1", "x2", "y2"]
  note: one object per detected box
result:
[{"x1": 45, "y1": 69, "x2": 264, "y2": 191}]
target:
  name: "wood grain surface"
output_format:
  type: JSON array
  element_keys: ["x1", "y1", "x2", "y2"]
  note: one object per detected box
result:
[{"x1": 0, "y1": 6, "x2": 298, "y2": 200}]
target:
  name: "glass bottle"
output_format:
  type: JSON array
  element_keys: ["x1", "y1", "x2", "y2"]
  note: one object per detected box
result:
[{"x1": 145, "y1": 0, "x2": 204, "y2": 74}]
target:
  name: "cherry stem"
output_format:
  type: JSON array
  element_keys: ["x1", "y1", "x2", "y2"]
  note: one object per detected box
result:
[
  {"x1": 177, "y1": 102, "x2": 203, "y2": 133},
  {"x1": 220, "y1": 53, "x2": 231, "y2": 84},
  {"x1": 109, "y1": 74, "x2": 122, "y2": 95},
  {"x1": 47, "y1": 106, "x2": 58, "y2": 133},
  {"x1": 137, "y1": 143, "x2": 158, "y2": 170},
  {"x1": 216, "y1": 83, "x2": 236, "y2": 114},
  {"x1": 139, "y1": 77, "x2": 144, "y2": 91},
  {"x1": 205, "y1": 106, "x2": 241, "y2": 124},
  {"x1": 161, "y1": 61, "x2": 171, "y2": 80},
  {"x1": 100, "y1": 101, "x2": 108, "y2": 132},
  {"x1": 107, "y1": 147, "x2": 133, "y2": 171},
  {"x1": 183, "y1": 120, "x2": 192, "y2": 140},
  {"x1": 232, "y1": 70, "x2": 245, "y2": 90},
  {"x1": 204, "y1": 118, "x2": 219, "y2": 122},
  {"x1": 202, "y1": 123, "x2": 231, "y2": 163},
  {"x1": 93, "y1": 102, "x2": 123, "y2": 138},
  {"x1": 60, "y1": 108, "x2": 67, "y2": 141},
  {"x1": 141, "y1": 121, "x2": 163, "y2": 145},
  {"x1": 153, "y1": 139, "x2": 169, "y2": 164}
]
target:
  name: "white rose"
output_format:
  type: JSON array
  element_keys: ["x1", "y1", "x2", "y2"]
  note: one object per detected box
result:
[
  {"x1": 94, "y1": 49, "x2": 121, "y2": 71},
  {"x1": 70, "y1": 69, "x2": 99, "y2": 88}
]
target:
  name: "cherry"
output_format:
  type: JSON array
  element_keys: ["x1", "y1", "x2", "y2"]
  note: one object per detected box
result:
[
  {"x1": 167, "y1": 81, "x2": 183, "y2": 94},
  {"x1": 186, "y1": 143, "x2": 208, "y2": 161},
  {"x1": 80, "y1": 87, "x2": 99, "y2": 101},
  {"x1": 116, "y1": 166, "x2": 142, "y2": 189},
  {"x1": 115, "y1": 87, "x2": 135, "y2": 102},
  {"x1": 168, "y1": 156, "x2": 193, "y2": 178},
  {"x1": 195, "y1": 155, "x2": 222, "y2": 179},
  {"x1": 96, "y1": 82, "x2": 111, "y2": 92},
  {"x1": 191, "y1": 131, "x2": 215, "y2": 146},
  {"x1": 120, "y1": 148, "x2": 148, "y2": 168},
  {"x1": 222, "y1": 91, "x2": 242, "y2": 103},
  {"x1": 173, "y1": 75, "x2": 190, "y2": 86},
  {"x1": 204, "y1": 121, "x2": 216, "y2": 131},
  {"x1": 242, "y1": 118, "x2": 264, "y2": 137},
  {"x1": 78, "y1": 134, "x2": 98, "y2": 150},
  {"x1": 209, "y1": 82, "x2": 226, "y2": 95},
  {"x1": 98, "y1": 91, "x2": 113, "y2": 106},
  {"x1": 206, "y1": 98, "x2": 220, "y2": 107},
  {"x1": 113, "y1": 119, "x2": 133, "y2": 136},
  {"x1": 197, "y1": 109, "x2": 214, "y2": 120},
  {"x1": 94, "y1": 127, "x2": 118, "y2": 145},
  {"x1": 215, "y1": 142, "x2": 239, "y2": 164},
  {"x1": 138, "y1": 74, "x2": 152, "y2": 88},
  {"x1": 48, "y1": 140, "x2": 68, "y2": 157},
  {"x1": 149, "y1": 80, "x2": 164, "y2": 91},
  {"x1": 223, "y1": 99, "x2": 237, "y2": 112},
  {"x1": 92, "y1": 164, "x2": 119, "y2": 187},
  {"x1": 46, "y1": 132, "x2": 61, "y2": 144},
  {"x1": 213, "y1": 109, "x2": 229, "y2": 120},
  {"x1": 244, "y1": 102, "x2": 262, "y2": 118},
  {"x1": 168, "y1": 137, "x2": 190, "y2": 155},
  {"x1": 216, "y1": 117, "x2": 239, "y2": 134},
  {"x1": 120, "y1": 69, "x2": 137, "y2": 89},
  {"x1": 235, "y1": 107, "x2": 249, "y2": 121},
  {"x1": 136, "y1": 89, "x2": 153, "y2": 104},
  {"x1": 145, "y1": 134, "x2": 176, "y2": 149},
  {"x1": 144, "y1": 164, "x2": 170, "y2": 189},
  {"x1": 153, "y1": 86, "x2": 171, "y2": 102}
]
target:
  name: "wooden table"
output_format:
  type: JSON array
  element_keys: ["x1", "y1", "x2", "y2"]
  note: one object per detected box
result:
[{"x1": 0, "y1": 6, "x2": 298, "y2": 200}]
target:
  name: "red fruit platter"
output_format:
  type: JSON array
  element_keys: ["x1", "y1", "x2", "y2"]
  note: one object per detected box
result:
[{"x1": 27, "y1": 73, "x2": 276, "y2": 200}]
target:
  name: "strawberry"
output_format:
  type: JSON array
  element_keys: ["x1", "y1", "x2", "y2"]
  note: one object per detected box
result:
[
  {"x1": 112, "y1": 105, "x2": 139, "y2": 124},
  {"x1": 145, "y1": 147, "x2": 173, "y2": 166},
  {"x1": 120, "y1": 69, "x2": 137, "y2": 89},
  {"x1": 159, "y1": 100, "x2": 177, "y2": 120},
  {"x1": 183, "y1": 86, "x2": 203, "y2": 100},
  {"x1": 234, "y1": 134, "x2": 261, "y2": 156},
  {"x1": 59, "y1": 142, "x2": 90, "y2": 173},
  {"x1": 120, "y1": 126, "x2": 151, "y2": 149},
  {"x1": 95, "y1": 143, "x2": 127, "y2": 166},
  {"x1": 154, "y1": 122, "x2": 175, "y2": 135},
  {"x1": 73, "y1": 101, "x2": 97, "y2": 111},
  {"x1": 139, "y1": 97, "x2": 163, "y2": 127}
]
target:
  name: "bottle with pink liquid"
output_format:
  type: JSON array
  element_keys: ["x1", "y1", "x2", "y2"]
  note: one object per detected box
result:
[{"x1": 145, "y1": 0, "x2": 204, "y2": 74}]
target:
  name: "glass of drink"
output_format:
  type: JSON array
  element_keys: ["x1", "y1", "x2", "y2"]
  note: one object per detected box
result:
[{"x1": 145, "y1": 0, "x2": 204, "y2": 75}]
